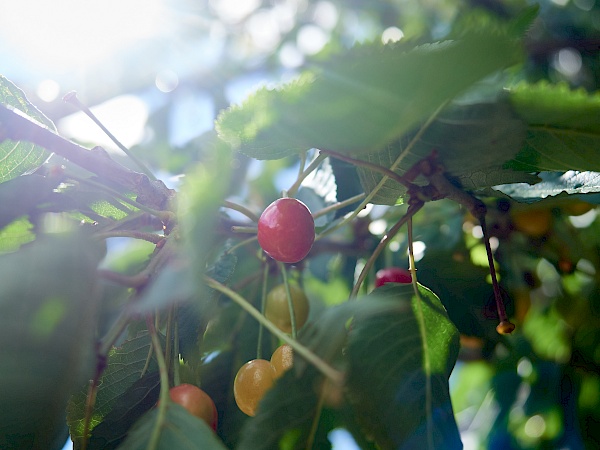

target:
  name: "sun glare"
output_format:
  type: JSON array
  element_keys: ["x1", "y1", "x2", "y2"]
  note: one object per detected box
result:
[
  {"x1": 0, "y1": 0, "x2": 165, "y2": 72},
  {"x1": 59, "y1": 95, "x2": 149, "y2": 151}
]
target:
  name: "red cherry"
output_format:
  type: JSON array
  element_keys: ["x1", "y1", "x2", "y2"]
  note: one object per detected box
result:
[
  {"x1": 375, "y1": 267, "x2": 412, "y2": 287},
  {"x1": 257, "y1": 198, "x2": 315, "y2": 264},
  {"x1": 168, "y1": 384, "x2": 218, "y2": 431}
]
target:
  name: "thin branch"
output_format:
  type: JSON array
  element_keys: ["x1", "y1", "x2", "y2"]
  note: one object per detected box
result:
[
  {"x1": 421, "y1": 156, "x2": 515, "y2": 334},
  {"x1": 314, "y1": 109, "x2": 442, "y2": 241},
  {"x1": 94, "y1": 230, "x2": 164, "y2": 244},
  {"x1": 480, "y1": 215, "x2": 516, "y2": 335},
  {"x1": 256, "y1": 263, "x2": 270, "y2": 360},
  {"x1": 321, "y1": 149, "x2": 413, "y2": 188},
  {"x1": 63, "y1": 91, "x2": 157, "y2": 180},
  {"x1": 0, "y1": 104, "x2": 174, "y2": 211},
  {"x1": 287, "y1": 151, "x2": 329, "y2": 197},
  {"x1": 204, "y1": 276, "x2": 344, "y2": 384},
  {"x1": 224, "y1": 200, "x2": 260, "y2": 223},
  {"x1": 312, "y1": 193, "x2": 366, "y2": 219},
  {"x1": 278, "y1": 262, "x2": 298, "y2": 340},
  {"x1": 98, "y1": 269, "x2": 150, "y2": 288},
  {"x1": 146, "y1": 315, "x2": 171, "y2": 450},
  {"x1": 407, "y1": 215, "x2": 433, "y2": 450},
  {"x1": 351, "y1": 203, "x2": 423, "y2": 298}
]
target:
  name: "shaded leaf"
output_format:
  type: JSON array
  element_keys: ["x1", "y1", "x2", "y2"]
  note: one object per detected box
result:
[
  {"x1": 0, "y1": 173, "x2": 60, "y2": 228},
  {"x1": 67, "y1": 332, "x2": 157, "y2": 447},
  {"x1": 0, "y1": 216, "x2": 35, "y2": 253},
  {"x1": 216, "y1": 31, "x2": 523, "y2": 159},
  {"x1": 178, "y1": 249, "x2": 237, "y2": 367},
  {"x1": 237, "y1": 364, "x2": 329, "y2": 450},
  {"x1": 0, "y1": 75, "x2": 55, "y2": 182},
  {"x1": 494, "y1": 171, "x2": 600, "y2": 203},
  {"x1": 357, "y1": 100, "x2": 527, "y2": 204},
  {"x1": 179, "y1": 134, "x2": 233, "y2": 296},
  {"x1": 132, "y1": 242, "x2": 237, "y2": 315},
  {"x1": 237, "y1": 298, "x2": 407, "y2": 450},
  {"x1": 116, "y1": 403, "x2": 227, "y2": 450},
  {"x1": 506, "y1": 82, "x2": 600, "y2": 172},
  {"x1": 0, "y1": 231, "x2": 103, "y2": 449},
  {"x1": 88, "y1": 372, "x2": 161, "y2": 450},
  {"x1": 346, "y1": 284, "x2": 461, "y2": 449},
  {"x1": 131, "y1": 260, "x2": 197, "y2": 314}
]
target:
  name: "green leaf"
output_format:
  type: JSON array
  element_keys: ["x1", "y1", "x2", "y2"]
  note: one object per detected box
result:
[
  {"x1": 346, "y1": 284, "x2": 461, "y2": 449},
  {"x1": 67, "y1": 332, "x2": 157, "y2": 447},
  {"x1": 237, "y1": 363, "x2": 324, "y2": 450},
  {"x1": 506, "y1": 82, "x2": 600, "y2": 172},
  {"x1": 116, "y1": 403, "x2": 228, "y2": 450},
  {"x1": 179, "y1": 134, "x2": 233, "y2": 287},
  {"x1": 87, "y1": 372, "x2": 160, "y2": 450},
  {"x1": 0, "y1": 173, "x2": 60, "y2": 229},
  {"x1": 177, "y1": 249, "x2": 237, "y2": 368},
  {"x1": 0, "y1": 231, "x2": 103, "y2": 449},
  {"x1": 357, "y1": 99, "x2": 527, "y2": 204},
  {"x1": 494, "y1": 171, "x2": 600, "y2": 203},
  {"x1": 0, "y1": 75, "x2": 55, "y2": 182},
  {"x1": 416, "y1": 247, "x2": 502, "y2": 339},
  {"x1": 0, "y1": 216, "x2": 35, "y2": 253},
  {"x1": 237, "y1": 299, "x2": 409, "y2": 450},
  {"x1": 216, "y1": 31, "x2": 523, "y2": 159}
]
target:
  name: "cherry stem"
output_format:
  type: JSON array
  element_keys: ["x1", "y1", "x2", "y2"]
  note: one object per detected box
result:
[
  {"x1": 307, "y1": 384, "x2": 327, "y2": 450},
  {"x1": 278, "y1": 262, "x2": 298, "y2": 340},
  {"x1": 223, "y1": 200, "x2": 260, "y2": 222},
  {"x1": 98, "y1": 307, "x2": 131, "y2": 356},
  {"x1": 297, "y1": 150, "x2": 308, "y2": 180},
  {"x1": 321, "y1": 149, "x2": 414, "y2": 189},
  {"x1": 94, "y1": 230, "x2": 164, "y2": 244},
  {"x1": 204, "y1": 276, "x2": 344, "y2": 384},
  {"x1": 63, "y1": 91, "x2": 157, "y2": 181},
  {"x1": 424, "y1": 159, "x2": 515, "y2": 335},
  {"x1": 351, "y1": 202, "x2": 423, "y2": 298},
  {"x1": 231, "y1": 225, "x2": 258, "y2": 234},
  {"x1": 80, "y1": 352, "x2": 105, "y2": 450},
  {"x1": 479, "y1": 215, "x2": 515, "y2": 334},
  {"x1": 225, "y1": 235, "x2": 258, "y2": 254},
  {"x1": 312, "y1": 193, "x2": 366, "y2": 219},
  {"x1": 407, "y1": 216, "x2": 418, "y2": 288},
  {"x1": 98, "y1": 269, "x2": 150, "y2": 288},
  {"x1": 287, "y1": 151, "x2": 329, "y2": 197},
  {"x1": 173, "y1": 307, "x2": 181, "y2": 386},
  {"x1": 256, "y1": 263, "x2": 270, "y2": 360},
  {"x1": 97, "y1": 236, "x2": 174, "y2": 290},
  {"x1": 407, "y1": 213, "x2": 434, "y2": 449},
  {"x1": 146, "y1": 314, "x2": 170, "y2": 450},
  {"x1": 165, "y1": 306, "x2": 174, "y2": 384}
]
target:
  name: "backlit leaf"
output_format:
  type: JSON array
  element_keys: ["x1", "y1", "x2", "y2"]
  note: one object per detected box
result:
[
  {"x1": 67, "y1": 332, "x2": 157, "y2": 448},
  {"x1": 494, "y1": 171, "x2": 600, "y2": 203},
  {"x1": 0, "y1": 75, "x2": 55, "y2": 182},
  {"x1": 357, "y1": 99, "x2": 527, "y2": 204},
  {"x1": 216, "y1": 31, "x2": 523, "y2": 160},
  {"x1": 506, "y1": 82, "x2": 600, "y2": 172},
  {"x1": 346, "y1": 284, "x2": 461, "y2": 449},
  {"x1": 87, "y1": 372, "x2": 161, "y2": 450}
]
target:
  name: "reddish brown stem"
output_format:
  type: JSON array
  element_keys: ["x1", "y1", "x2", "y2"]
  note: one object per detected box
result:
[
  {"x1": 479, "y1": 215, "x2": 515, "y2": 335},
  {"x1": 0, "y1": 104, "x2": 174, "y2": 211}
]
